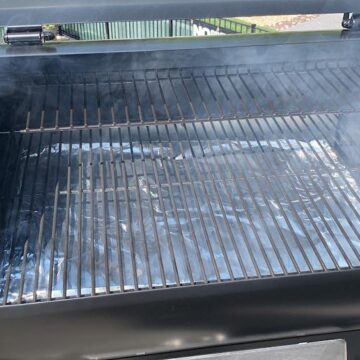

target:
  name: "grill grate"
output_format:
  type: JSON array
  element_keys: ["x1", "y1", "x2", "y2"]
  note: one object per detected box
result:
[
  {"x1": 1, "y1": 111, "x2": 360, "y2": 304},
  {"x1": 1, "y1": 60, "x2": 360, "y2": 305},
  {"x1": 2, "y1": 60, "x2": 360, "y2": 134}
]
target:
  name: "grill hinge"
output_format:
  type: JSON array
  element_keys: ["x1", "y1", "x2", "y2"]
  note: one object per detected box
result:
[
  {"x1": 3, "y1": 25, "x2": 55, "y2": 46},
  {"x1": 342, "y1": 13, "x2": 360, "y2": 30}
]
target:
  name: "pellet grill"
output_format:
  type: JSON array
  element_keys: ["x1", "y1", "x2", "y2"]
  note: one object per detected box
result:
[{"x1": 2, "y1": 1, "x2": 360, "y2": 360}]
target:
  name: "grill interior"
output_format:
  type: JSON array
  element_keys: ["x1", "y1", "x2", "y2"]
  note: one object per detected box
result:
[{"x1": 1, "y1": 56, "x2": 360, "y2": 305}]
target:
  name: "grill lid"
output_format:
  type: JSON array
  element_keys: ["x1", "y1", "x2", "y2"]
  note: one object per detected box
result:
[{"x1": 0, "y1": 0, "x2": 360, "y2": 27}]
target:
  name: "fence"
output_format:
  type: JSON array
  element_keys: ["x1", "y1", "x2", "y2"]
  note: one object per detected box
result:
[
  {"x1": 60, "y1": 18, "x2": 269, "y2": 40},
  {"x1": 60, "y1": 19, "x2": 193, "y2": 40}
]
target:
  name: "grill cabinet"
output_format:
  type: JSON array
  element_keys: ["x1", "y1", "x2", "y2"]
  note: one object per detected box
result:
[{"x1": 1, "y1": 2, "x2": 360, "y2": 360}]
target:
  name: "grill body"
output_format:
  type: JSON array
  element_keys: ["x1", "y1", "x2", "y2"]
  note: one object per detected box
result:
[{"x1": 1, "y1": 32, "x2": 360, "y2": 359}]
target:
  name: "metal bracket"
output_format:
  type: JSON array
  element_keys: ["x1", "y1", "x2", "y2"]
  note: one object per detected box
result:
[
  {"x1": 3, "y1": 25, "x2": 55, "y2": 45},
  {"x1": 342, "y1": 13, "x2": 360, "y2": 30}
]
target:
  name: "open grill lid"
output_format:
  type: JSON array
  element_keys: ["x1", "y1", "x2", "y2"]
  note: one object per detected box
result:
[{"x1": 0, "y1": 0, "x2": 359, "y2": 26}]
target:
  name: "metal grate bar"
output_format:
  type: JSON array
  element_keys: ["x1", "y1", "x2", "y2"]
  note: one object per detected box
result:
[
  {"x1": 76, "y1": 131, "x2": 83, "y2": 297},
  {"x1": 62, "y1": 131, "x2": 72, "y2": 298},
  {"x1": 121, "y1": 95, "x2": 141, "y2": 290},
  {"x1": 99, "y1": 130, "x2": 111, "y2": 294},
  {"x1": 88, "y1": 130, "x2": 95, "y2": 296},
  {"x1": 47, "y1": 137, "x2": 61, "y2": 301},
  {"x1": 108, "y1": 129, "x2": 126, "y2": 291}
]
